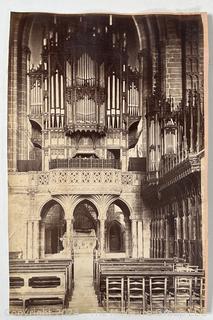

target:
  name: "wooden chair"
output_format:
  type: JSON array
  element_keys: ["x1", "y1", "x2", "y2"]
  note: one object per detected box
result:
[
  {"x1": 105, "y1": 276, "x2": 124, "y2": 312},
  {"x1": 148, "y1": 276, "x2": 168, "y2": 312},
  {"x1": 192, "y1": 277, "x2": 205, "y2": 313},
  {"x1": 172, "y1": 276, "x2": 193, "y2": 312},
  {"x1": 126, "y1": 276, "x2": 146, "y2": 313}
]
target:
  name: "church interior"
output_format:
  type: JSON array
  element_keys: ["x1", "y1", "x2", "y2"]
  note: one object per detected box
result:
[{"x1": 8, "y1": 13, "x2": 206, "y2": 314}]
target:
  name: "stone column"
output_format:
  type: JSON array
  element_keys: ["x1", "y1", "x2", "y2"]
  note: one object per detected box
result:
[
  {"x1": 8, "y1": 17, "x2": 20, "y2": 171},
  {"x1": 137, "y1": 220, "x2": 143, "y2": 258},
  {"x1": 33, "y1": 220, "x2": 40, "y2": 259},
  {"x1": 131, "y1": 219, "x2": 137, "y2": 258},
  {"x1": 18, "y1": 46, "x2": 30, "y2": 161},
  {"x1": 40, "y1": 221, "x2": 45, "y2": 259},
  {"x1": 66, "y1": 219, "x2": 72, "y2": 258},
  {"x1": 24, "y1": 220, "x2": 28, "y2": 260},
  {"x1": 27, "y1": 220, "x2": 33, "y2": 260},
  {"x1": 125, "y1": 219, "x2": 131, "y2": 257},
  {"x1": 99, "y1": 219, "x2": 105, "y2": 257}
]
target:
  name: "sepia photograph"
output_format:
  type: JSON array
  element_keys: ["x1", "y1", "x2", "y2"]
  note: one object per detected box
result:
[{"x1": 7, "y1": 12, "x2": 208, "y2": 315}]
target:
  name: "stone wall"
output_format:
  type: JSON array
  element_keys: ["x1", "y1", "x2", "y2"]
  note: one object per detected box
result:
[{"x1": 8, "y1": 170, "x2": 151, "y2": 259}]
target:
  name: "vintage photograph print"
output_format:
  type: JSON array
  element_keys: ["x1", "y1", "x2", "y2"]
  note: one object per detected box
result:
[{"x1": 8, "y1": 12, "x2": 208, "y2": 315}]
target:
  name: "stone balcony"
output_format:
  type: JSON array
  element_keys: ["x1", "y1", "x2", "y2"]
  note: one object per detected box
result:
[{"x1": 8, "y1": 169, "x2": 143, "y2": 196}]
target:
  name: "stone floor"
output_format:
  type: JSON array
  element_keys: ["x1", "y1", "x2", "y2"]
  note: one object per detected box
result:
[{"x1": 66, "y1": 252, "x2": 105, "y2": 314}]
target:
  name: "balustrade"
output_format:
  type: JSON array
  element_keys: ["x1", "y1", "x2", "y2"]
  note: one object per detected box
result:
[{"x1": 49, "y1": 158, "x2": 121, "y2": 170}]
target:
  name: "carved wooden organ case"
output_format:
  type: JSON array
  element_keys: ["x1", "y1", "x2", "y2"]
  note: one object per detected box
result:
[{"x1": 27, "y1": 15, "x2": 141, "y2": 166}]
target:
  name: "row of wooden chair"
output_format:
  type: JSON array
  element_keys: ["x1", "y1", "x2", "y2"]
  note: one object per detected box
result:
[
  {"x1": 94, "y1": 258, "x2": 175, "y2": 294},
  {"x1": 103, "y1": 275, "x2": 205, "y2": 313}
]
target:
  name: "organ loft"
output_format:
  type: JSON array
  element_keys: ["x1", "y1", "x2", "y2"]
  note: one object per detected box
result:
[{"x1": 8, "y1": 13, "x2": 207, "y2": 314}]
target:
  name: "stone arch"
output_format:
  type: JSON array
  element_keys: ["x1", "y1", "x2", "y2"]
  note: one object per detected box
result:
[
  {"x1": 107, "y1": 197, "x2": 133, "y2": 219},
  {"x1": 132, "y1": 16, "x2": 143, "y2": 50},
  {"x1": 72, "y1": 198, "x2": 100, "y2": 254},
  {"x1": 73, "y1": 199, "x2": 99, "y2": 230},
  {"x1": 72, "y1": 196, "x2": 101, "y2": 218},
  {"x1": 105, "y1": 197, "x2": 132, "y2": 256},
  {"x1": 40, "y1": 199, "x2": 66, "y2": 256},
  {"x1": 132, "y1": 16, "x2": 149, "y2": 50},
  {"x1": 39, "y1": 197, "x2": 67, "y2": 220}
]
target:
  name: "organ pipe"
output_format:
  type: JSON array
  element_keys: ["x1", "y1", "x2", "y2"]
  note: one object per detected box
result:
[
  {"x1": 123, "y1": 80, "x2": 125, "y2": 93},
  {"x1": 122, "y1": 97, "x2": 125, "y2": 113},
  {"x1": 112, "y1": 74, "x2": 115, "y2": 109},
  {"x1": 107, "y1": 76, "x2": 110, "y2": 109},
  {"x1": 56, "y1": 70, "x2": 59, "y2": 108},
  {"x1": 51, "y1": 75, "x2": 54, "y2": 108},
  {"x1": 56, "y1": 110, "x2": 60, "y2": 127},
  {"x1": 109, "y1": 15, "x2": 112, "y2": 26},
  {"x1": 45, "y1": 97, "x2": 48, "y2": 113},
  {"x1": 60, "y1": 75, "x2": 64, "y2": 109},
  {"x1": 116, "y1": 78, "x2": 119, "y2": 109},
  {"x1": 35, "y1": 80, "x2": 38, "y2": 108},
  {"x1": 44, "y1": 78, "x2": 47, "y2": 91}
]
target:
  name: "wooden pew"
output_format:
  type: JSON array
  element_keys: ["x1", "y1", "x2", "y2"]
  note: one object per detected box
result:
[
  {"x1": 10, "y1": 269, "x2": 66, "y2": 310},
  {"x1": 10, "y1": 261, "x2": 73, "y2": 298},
  {"x1": 10, "y1": 259, "x2": 74, "y2": 295},
  {"x1": 9, "y1": 259, "x2": 73, "y2": 312}
]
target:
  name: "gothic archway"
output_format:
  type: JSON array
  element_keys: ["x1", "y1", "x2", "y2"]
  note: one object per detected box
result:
[
  {"x1": 105, "y1": 199, "x2": 131, "y2": 256},
  {"x1": 40, "y1": 200, "x2": 66, "y2": 256},
  {"x1": 73, "y1": 200, "x2": 98, "y2": 255}
]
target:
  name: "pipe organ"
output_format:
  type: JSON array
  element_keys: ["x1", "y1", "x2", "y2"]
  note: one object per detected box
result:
[
  {"x1": 76, "y1": 53, "x2": 95, "y2": 86},
  {"x1": 146, "y1": 90, "x2": 203, "y2": 178},
  {"x1": 26, "y1": 15, "x2": 142, "y2": 170},
  {"x1": 127, "y1": 67, "x2": 140, "y2": 117},
  {"x1": 28, "y1": 65, "x2": 43, "y2": 116},
  {"x1": 27, "y1": 15, "x2": 141, "y2": 134},
  {"x1": 128, "y1": 82, "x2": 139, "y2": 116}
]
